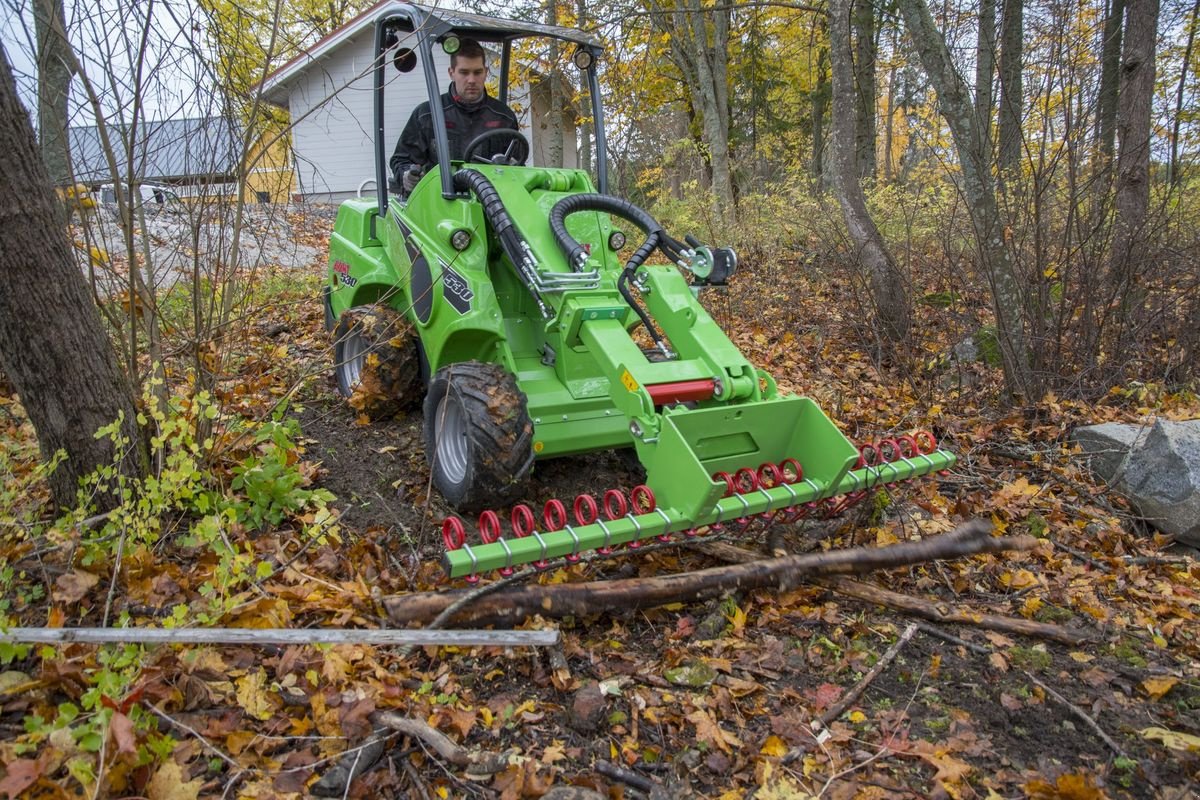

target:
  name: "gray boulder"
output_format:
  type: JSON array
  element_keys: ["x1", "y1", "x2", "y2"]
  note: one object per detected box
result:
[{"x1": 1071, "y1": 419, "x2": 1200, "y2": 546}]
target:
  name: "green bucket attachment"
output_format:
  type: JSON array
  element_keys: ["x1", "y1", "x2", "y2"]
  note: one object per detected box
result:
[{"x1": 639, "y1": 396, "x2": 861, "y2": 522}]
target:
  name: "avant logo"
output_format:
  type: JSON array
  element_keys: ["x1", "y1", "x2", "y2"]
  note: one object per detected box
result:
[
  {"x1": 440, "y1": 261, "x2": 473, "y2": 314},
  {"x1": 333, "y1": 260, "x2": 357, "y2": 287}
]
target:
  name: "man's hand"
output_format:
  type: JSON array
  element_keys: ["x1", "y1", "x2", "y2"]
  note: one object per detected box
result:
[{"x1": 402, "y1": 166, "x2": 425, "y2": 192}]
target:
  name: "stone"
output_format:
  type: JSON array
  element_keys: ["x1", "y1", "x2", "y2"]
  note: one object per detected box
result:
[
  {"x1": 1070, "y1": 422, "x2": 1149, "y2": 482},
  {"x1": 1072, "y1": 419, "x2": 1200, "y2": 546},
  {"x1": 568, "y1": 682, "x2": 607, "y2": 733}
]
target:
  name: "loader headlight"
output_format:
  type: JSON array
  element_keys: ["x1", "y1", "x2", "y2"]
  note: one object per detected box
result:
[
  {"x1": 573, "y1": 47, "x2": 594, "y2": 70},
  {"x1": 442, "y1": 35, "x2": 461, "y2": 55},
  {"x1": 608, "y1": 230, "x2": 626, "y2": 251},
  {"x1": 450, "y1": 229, "x2": 472, "y2": 251}
]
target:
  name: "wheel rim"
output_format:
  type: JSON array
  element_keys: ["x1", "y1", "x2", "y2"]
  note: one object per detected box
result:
[
  {"x1": 337, "y1": 329, "x2": 367, "y2": 392},
  {"x1": 434, "y1": 392, "x2": 468, "y2": 484}
]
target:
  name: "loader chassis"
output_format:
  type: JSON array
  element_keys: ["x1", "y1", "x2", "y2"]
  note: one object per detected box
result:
[{"x1": 327, "y1": 3, "x2": 957, "y2": 579}]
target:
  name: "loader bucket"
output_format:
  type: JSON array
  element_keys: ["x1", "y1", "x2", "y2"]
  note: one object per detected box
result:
[{"x1": 641, "y1": 396, "x2": 861, "y2": 523}]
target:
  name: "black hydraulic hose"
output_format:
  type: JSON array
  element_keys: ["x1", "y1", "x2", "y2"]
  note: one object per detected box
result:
[
  {"x1": 452, "y1": 169, "x2": 550, "y2": 316},
  {"x1": 617, "y1": 234, "x2": 668, "y2": 352},
  {"x1": 549, "y1": 193, "x2": 663, "y2": 270}
]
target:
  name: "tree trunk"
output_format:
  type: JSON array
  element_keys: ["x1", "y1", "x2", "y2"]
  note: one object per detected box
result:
[
  {"x1": 575, "y1": 0, "x2": 592, "y2": 174},
  {"x1": 1109, "y1": 0, "x2": 1160, "y2": 320},
  {"x1": 33, "y1": 0, "x2": 76, "y2": 186},
  {"x1": 811, "y1": 46, "x2": 830, "y2": 186},
  {"x1": 0, "y1": 49, "x2": 146, "y2": 509},
  {"x1": 996, "y1": 0, "x2": 1023, "y2": 172},
  {"x1": 651, "y1": 0, "x2": 736, "y2": 223},
  {"x1": 974, "y1": 0, "x2": 995, "y2": 158},
  {"x1": 852, "y1": 0, "x2": 877, "y2": 181},
  {"x1": 1169, "y1": 0, "x2": 1199, "y2": 185},
  {"x1": 830, "y1": 0, "x2": 910, "y2": 342},
  {"x1": 897, "y1": 0, "x2": 1036, "y2": 399},
  {"x1": 544, "y1": 0, "x2": 564, "y2": 168},
  {"x1": 1096, "y1": 0, "x2": 1125, "y2": 161}
]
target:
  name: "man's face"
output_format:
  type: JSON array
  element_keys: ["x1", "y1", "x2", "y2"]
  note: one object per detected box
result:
[{"x1": 449, "y1": 55, "x2": 487, "y2": 102}]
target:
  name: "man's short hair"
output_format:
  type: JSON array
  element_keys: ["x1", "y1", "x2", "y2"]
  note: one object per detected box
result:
[{"x1": 451, "y1": 38, "x2": 488, "y2": 67}]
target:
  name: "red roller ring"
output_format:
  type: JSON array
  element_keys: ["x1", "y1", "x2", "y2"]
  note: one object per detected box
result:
[
  {"x1": 878, "y1": 438, "x2": 901, "y2": 463},
  {"x1": 914, "y1": 430, "x2": 938, "y2": 454},
  {"x1": 779, "y1": 458, "x2": 804, "y2": 483},
  {"x1": 713, "y1": 471, "x2": 735, "y2": 497},
  {"x1": 543, "y1": 499, "x2": 568, "y2": 531},
  {"x1": 757, "y1": 462, "x2": 784, "y2": 489},
  {"x1": 574, "y1": 494, "x2": 599, "y2": 525},
  {"x1": 478, "y1": 510, "x2": 502, "y2": 544},
  {"x1": 442, "y1": 517, "x2": 466, "y2": 551},
  {"x1": 511, "y1": 505, "x2": 535, "y2": 538},
  {"x1": 859, "y1": 443, "x2": 879, "y2": 467},
  {"x1": 630, "y1": 484, "x2": 656, "y2": 513},
  {"x1": 734, "y1": 466, "x2": 759, "y2": 493},
  {"x1": 897, "y1": 434, "x2": 919, "y2": 458},
  {"x1": 603, "y1": 489, "x2": 629, "y2": 520}
]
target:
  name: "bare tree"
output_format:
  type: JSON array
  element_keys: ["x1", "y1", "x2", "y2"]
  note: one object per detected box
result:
[
  {"x1": 648, "y1": 0, "x2": 735, "y2": 223},
  {"x1": 1096, "y1": 0, "x2": 1125, "y2": 160},
  {"x1": 830, "y1": 0, "x2": 909, "y2": 342},
  {"x1": 996, "y1": 0, "x2": 1021, "y2": 173},
  {"x1": 0, "y1": 45, "x2": 146, "y2": 509},
  {"x1": 898, "y1": 0, "x2": 1035, "y2": 397},
  {"x1": 852, "y1": 0, "x2": 877, "y2": 180},
  {"x1": 1109, "y1": 0, "x2": 1160, "y2": 317},
  {"x1": 32, "y1": 0, "x2": 75, "y2": 185}
]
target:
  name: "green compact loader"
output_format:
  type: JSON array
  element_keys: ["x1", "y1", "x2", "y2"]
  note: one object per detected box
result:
[{"x1": 325, "y1": 3, "x2": 955, "y2": 580}]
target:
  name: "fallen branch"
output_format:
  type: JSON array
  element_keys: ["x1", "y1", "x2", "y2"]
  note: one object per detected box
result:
[
  {"x1": 386, "y1": 520, "x2": 1035, "y2": 627},
  {"x1": 0, "y1": 627, "x2": 559, "y2": 647},
  {"x1": 1023, "y1": 670, "x2": 1127, "y2": 758},
  {"x1": 782, "y1": 623, "x2": 918, "y2": 765},
  {"x1": 371, "y1": 711, "x2": 509, "y2": 775},
  {"x1": 816, "y1": 576, "x2": 1093, "y2": 645}
]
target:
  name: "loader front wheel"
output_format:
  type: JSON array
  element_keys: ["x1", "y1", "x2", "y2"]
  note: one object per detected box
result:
[
  {"x1": 424, "y1": 361, "x2": 534, "y2": 512},
  {"x1": 333, "y1": 305, "x2": 422, "y2": 419}
]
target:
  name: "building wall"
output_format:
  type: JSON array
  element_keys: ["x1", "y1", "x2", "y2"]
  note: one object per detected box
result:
[{"x1": 244, "y1": 119, "x2": 296, "y2": 204}]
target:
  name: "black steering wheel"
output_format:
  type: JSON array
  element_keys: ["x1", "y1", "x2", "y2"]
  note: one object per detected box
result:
[{"x1": 462, "y1": 129, "x2": 530, "y2": 166}]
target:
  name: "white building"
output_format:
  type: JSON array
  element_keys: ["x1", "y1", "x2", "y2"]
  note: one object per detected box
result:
[{"x1": 261, "y1": 1, "x2": 578, "y2": 203}]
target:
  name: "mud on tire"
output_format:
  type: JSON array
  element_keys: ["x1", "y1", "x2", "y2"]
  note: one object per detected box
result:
[
  {"x1": 424, "y1": 361, "x2": 534, "y2": 512},
  {"x1": 333, "y1": 305, "x2": 422, "y2": 420}
]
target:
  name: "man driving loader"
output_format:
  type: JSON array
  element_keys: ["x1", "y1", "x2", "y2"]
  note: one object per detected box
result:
[{"x1": 389, "y1": 38, "x2": 521, "y2": 193}]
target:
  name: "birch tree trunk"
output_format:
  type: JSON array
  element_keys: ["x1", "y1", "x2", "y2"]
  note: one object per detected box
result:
[
  {"x1": 544, "y1": 0, "x2": 564, "y2": 168},
  {"x1": 830, "y1": 0, "x2": 909, "y2": 342},
  {"x1": 897, "y1": 0, "x2": 1035, "y2": 398}
]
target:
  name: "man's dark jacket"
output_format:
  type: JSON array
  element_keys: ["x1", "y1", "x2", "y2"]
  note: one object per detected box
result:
[{"x1": 390, "y1": 85, "x2": 519, "y2": 181}]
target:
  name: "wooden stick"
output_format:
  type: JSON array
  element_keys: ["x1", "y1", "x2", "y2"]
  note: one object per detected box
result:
[
  {"x1": 0, "y1": 627, "x2": 559, "y2": 647},
  {"x1": 815, "y1": 576, "x2": 1092, "y2": 645},
  {"x1": 782, "y1": 623, "x2": 917, "y2": 765},
  {"x1": 371, "y1": 711, "x2": 509, "y2": 775},
  {"x1": 595, "y1": 759, "x2": 660, "y2": 793},
  {"x1": 1023, "y1": 670, "x2": 1127, "y2": 758},
  {"x1": 386, "y1": 520, "x2": 1037, "y2": 627}
]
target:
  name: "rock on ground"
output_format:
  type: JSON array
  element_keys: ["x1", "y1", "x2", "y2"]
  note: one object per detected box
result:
[{"x1": 1072, "y1": 418, "x2": 1200, "y2": 546}]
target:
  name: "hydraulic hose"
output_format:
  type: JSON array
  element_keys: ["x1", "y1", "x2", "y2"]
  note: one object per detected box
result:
[
  {"x1": 453, "y1": 169, "x2": 551, "y2": 317},
  {"x1": 549, "y1": 193, "x2": 681, "y2": 353}
]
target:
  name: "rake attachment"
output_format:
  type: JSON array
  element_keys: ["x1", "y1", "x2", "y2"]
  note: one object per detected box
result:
[{"x1": 441, "y1": 429, "x2": 955, "y2": 581}]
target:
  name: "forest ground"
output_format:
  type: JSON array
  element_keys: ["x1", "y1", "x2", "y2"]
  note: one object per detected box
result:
[{"x1": 1, "y1": 209, "x2": 1199, "y2": 799}]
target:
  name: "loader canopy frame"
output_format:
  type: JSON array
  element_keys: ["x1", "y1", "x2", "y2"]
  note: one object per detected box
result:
[{"x1": 369, "y1": 1, "x2": 609, "y2": 213}]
